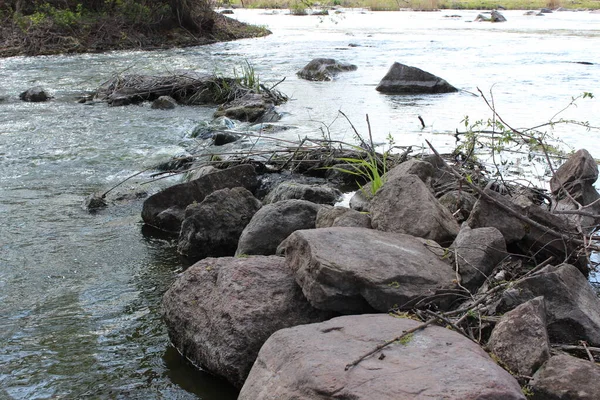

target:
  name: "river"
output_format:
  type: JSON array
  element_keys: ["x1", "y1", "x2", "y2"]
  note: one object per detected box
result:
[{"x1": 0, "y1": 8, "x2": 599, "y2": 399}]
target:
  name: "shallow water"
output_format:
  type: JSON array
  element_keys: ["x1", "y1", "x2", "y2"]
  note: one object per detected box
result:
[{"x1": 0, "y1": 9, "x2": 599, "y2": 399}]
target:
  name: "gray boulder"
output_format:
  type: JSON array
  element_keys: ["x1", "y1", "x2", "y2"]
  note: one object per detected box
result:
[
  {"x1": 214, "y1": 93, "x2": 280, "y2": 123},
  {"x1": 500, "y1": 263, "x2": 600, "y2": 346},
  {"x1": 151, "y1": 95, "x2": 177, "y2": 109},
  {"x1": 550, "y1": 149, "x2": 598, "y2": 202},
  {"x1": 384, "y1": 158, "x2": 435, "y2": 186},
  {"x1": 451, "y1": 225, "x2": 506, "y2": 292},
  {"x1": 264, "y1": 182, "x2": 342, "y2": 205},
  {"x1": 162, "y1": 256, "x2": 333, "y2": 388},
  {"x1": 530, "y1": 354, "x2": 600, "y2": 399},
  {"x1": 235, "y1": 200, "x2": 321, "y2": 256},
  {"x1": 370, "y1": 174, "x2": 460, "y2": 246},
  {"x1": 19, "y1": 86, "x2": 50, "y2": 102},
  {"x1": 316, "y1": 206, "x2": 371, "y2": 228},
  {"x1": 177, "y1": 187, "x2": 262, "y2": 261},
  {"x1": 488, "y1": 297, "x2": 551, "y2": 377},
  {"x1": 297, "y1": 58, "x2": 357, "y2": 81},
  {"x1": 375, "y1": 62, "x2": 458, "y2": 94},
  {"x1": 141, "y1": 164, "x2": 258, "y2": 233},
  {"x1": 466, "y1": 188, "x2": 586, "y2": 274},
  {"x1": 239, "y1": 314, "x2": 526, "y2": 400},
  {"x1": 283, "y1": 227, "x2": 457, "y2": 313}
]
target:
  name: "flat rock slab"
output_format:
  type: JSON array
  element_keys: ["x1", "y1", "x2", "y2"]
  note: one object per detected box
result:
[
  {"x1": 162, "y1": 256, "x2": 332, "y2": 388},
  {"x1": 283, "y1": 227, "x2": 457, "y2": 313},
  {"x1": 239, "y1": 314, "x2": 525, "y2": 400}
]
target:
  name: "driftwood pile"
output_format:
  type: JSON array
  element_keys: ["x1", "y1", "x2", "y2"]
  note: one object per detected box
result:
[{"x1": 93, "y1": 71, "x2": 288, "y2": 107}]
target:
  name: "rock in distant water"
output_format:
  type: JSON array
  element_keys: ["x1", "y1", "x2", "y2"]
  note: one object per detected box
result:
[
  {"x1": 375, "y1": 62, "x2": 458, "y2": 94},
  {"x1": 151, "y1": 95, "x2": 177, "y2": 109},
  {"x1": 214, "y1": 93, "x2": 280, "y2": 123},
  {"x1": 239, "y1": 314, "x2": 526, "y2": 400},
  {"x1": 475, "y1": 10, "x2": 507, "y2": 22},
  {"x1": 297, "y1": 58, "x2": 358, "y2": 81},
  {"x1": 163, "y1": 256, "x2": 333, "y2": 389},
  {"x1": 19, "y1": 87, "x2": 51, "y2": 102}
]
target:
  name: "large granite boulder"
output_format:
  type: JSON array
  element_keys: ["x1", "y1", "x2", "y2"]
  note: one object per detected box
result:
[
  {"x1": 141, "y1": 165, "x2": 258, "y2": 233},
  {"x1": 370, "y1": 174, "x2": 460, "y2": 246},
  {"x1": 375, "y1": 62, "x2": 458, "y2": 94},
  {"x1": 19, "y1": 86, "x2": 51, "y2": 102},
  {"x1": 239, "y1": 314, "x2": 526, "y2": 400},
  {"x1": 500, "y1": 263, "x2": 600, "y2": 346},
  {"x1": 264, "y1": 182, "x2": 342, "y2": 205},
  {"x1": 488, "y1": 297, "x2": 551, "y2": 377},
  {"x1": 316, "y1": 206, "x2": 371, "y2": 229},
  {"x1": 282, "y1": 227, "x2": 456, "y2": 313},
  {"x1": 177, "y1": 187, "x2": 262, "y2": 262},
  {"x1": 466, "y1": 188, "x2": 586, "y2": 274},
  {"x1": 450, "y1": 225, "x2": 506, "y2": 292},
  {"x1": 297, "y1": 58, "x2": 357, "y2": 81},
  {"x1": 162, "y1": 256, "x2": 333, "y2": 389},
  {"x1": 530, "y1": 354, "x2": 600, "y2": 399},
  {"x1": 235, "y1": 200, "x2": 322, "y2": 256}
]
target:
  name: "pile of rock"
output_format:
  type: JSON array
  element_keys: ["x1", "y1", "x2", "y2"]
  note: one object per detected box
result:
[{"x1": 148, "y1": 148, "x2": 600, "y2": 398}]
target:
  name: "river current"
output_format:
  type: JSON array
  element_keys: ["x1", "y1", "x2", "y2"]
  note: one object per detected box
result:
[{"x1": 0, "y1": 9, "x2": 599, "y2": 399}]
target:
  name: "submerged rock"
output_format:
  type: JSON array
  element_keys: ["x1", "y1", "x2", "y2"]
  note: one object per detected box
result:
[
  {"x1": 297, "y1": 58, "x2": 358, "y2": 81},
  {"x1": 214, "y1": 93, "x2": 280, "y2": 123},
  {"x1": 239, "y1": 314, "x2": 525, "y2": 400},
  {"x1": 151, "y1": 95, "x2": 177, "y2": 109},
  {"x1": 375, "y1": 62, "x2": 458, "y2": 94},
  {"x1": 19, "y1": 87, "x2": 51, "y2": 102},
  {"x1": 162, "y1": 256, "x2": 333, "y2": 388}
]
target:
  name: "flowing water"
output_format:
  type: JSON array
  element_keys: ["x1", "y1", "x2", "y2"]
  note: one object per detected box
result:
[{"x1": 0, "y1": 9, "x2": 599, "y2": 399}]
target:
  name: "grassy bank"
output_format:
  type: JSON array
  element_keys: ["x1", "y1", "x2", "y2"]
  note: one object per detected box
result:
[{"x1": 227, "y1": 0, "x2": 600, "y2": 10}]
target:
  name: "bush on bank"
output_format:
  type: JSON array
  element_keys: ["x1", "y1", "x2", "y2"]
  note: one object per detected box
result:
[{"x1": 0, "y1": 0, "x2": 270, "y2": 57}]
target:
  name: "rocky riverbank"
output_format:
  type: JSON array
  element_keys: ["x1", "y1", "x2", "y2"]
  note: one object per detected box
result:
[{"x1": 146, "y1": 140, "x2": 600, "y2": 398}]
